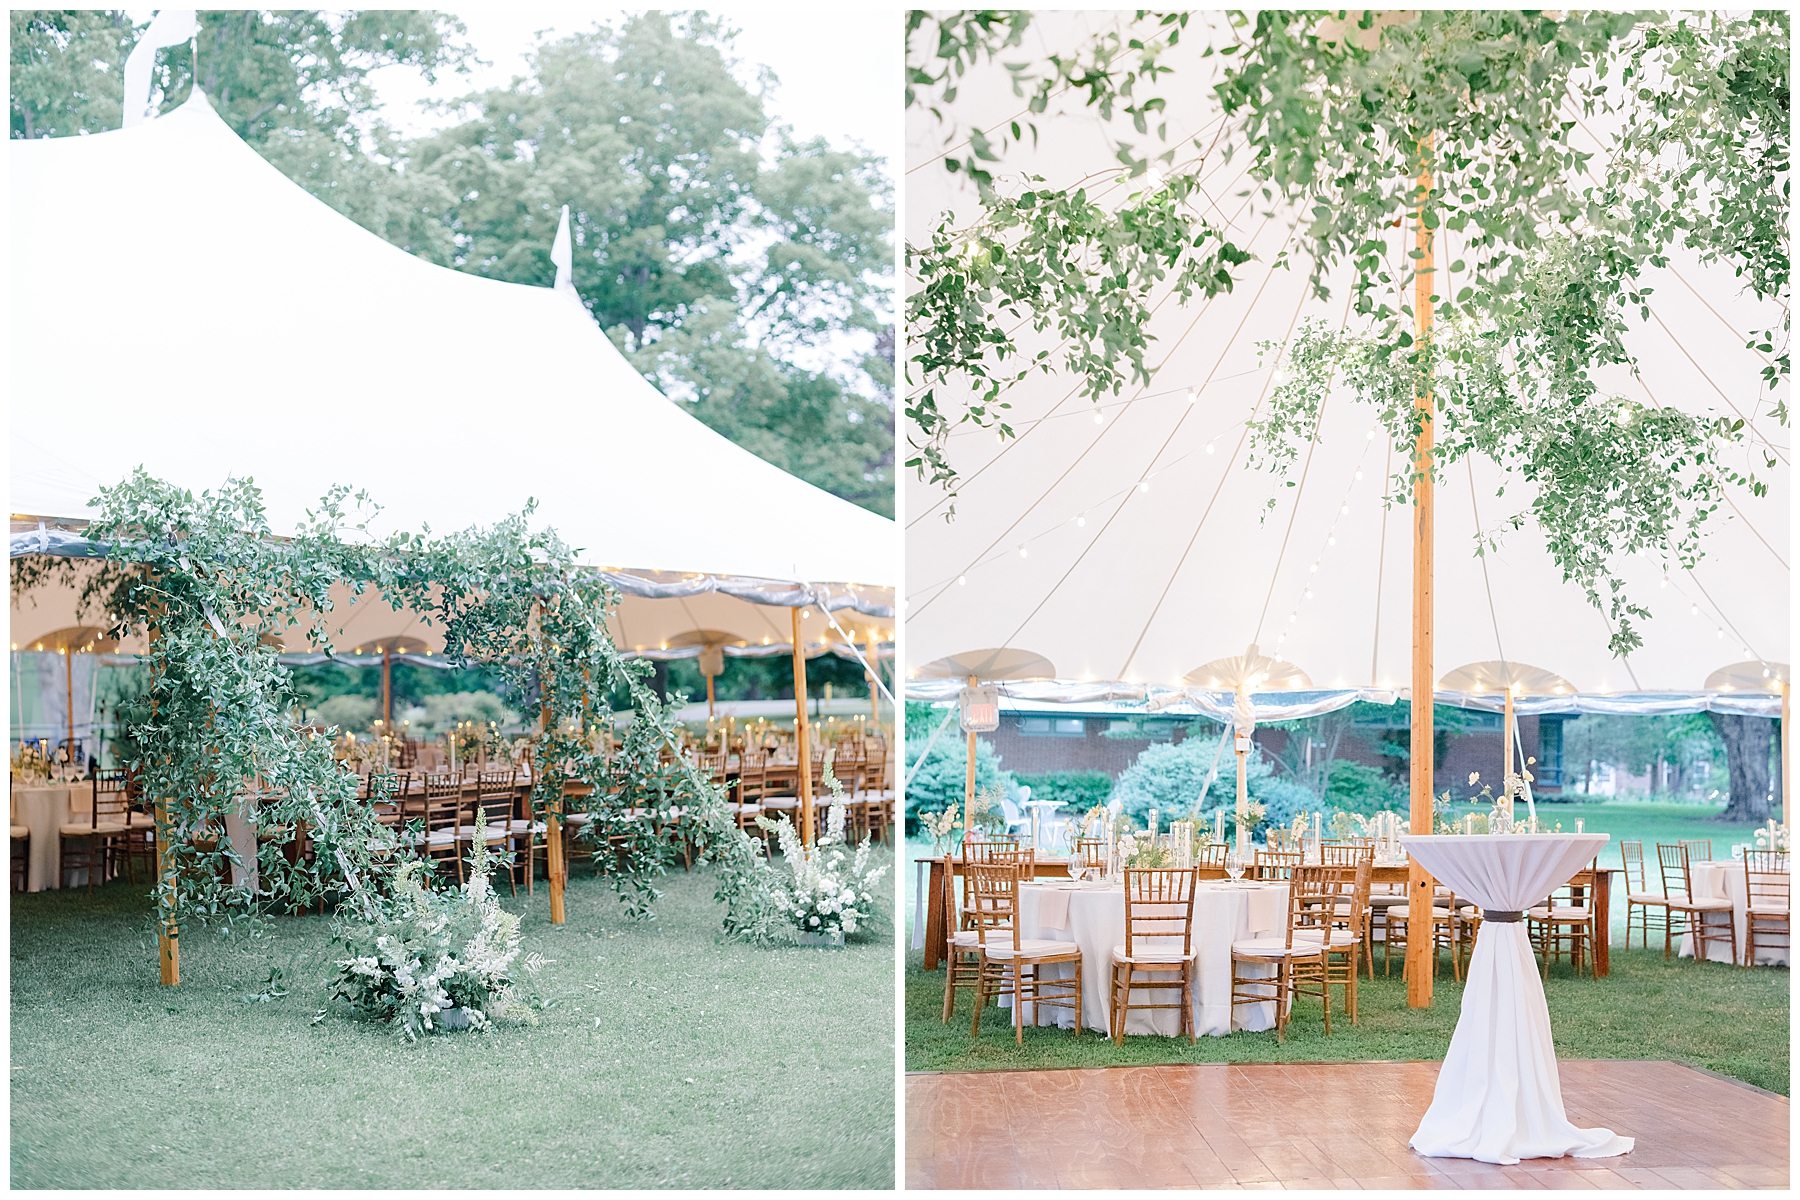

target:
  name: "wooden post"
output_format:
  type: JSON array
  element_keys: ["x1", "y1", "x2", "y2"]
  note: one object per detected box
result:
[
  {"x1": 706, "y1": 671, "x2": 715, "y2": 717},
  {"x1": 533, "y1": 602, "x2": 565, "y2": 924},
  {"x1": 791, "y1": 607, "x2": 815, "y2": 845},
  {"x1": 868, "y1": 630, "x2": 880, "y2": 731},
  {"x1": 1782, "y1": 678, "x2": 1790, "y2": 827},
  {"x1": 1408, "y1": 137, "x2": 1437, "y2": 1008},
  {"x1": 963, "y1": 674, "x2": 978, "y2": 823},
  {"x1": 1236, "y1": 735, "x2": 1249, "y2": 858},
  {"x1": 382, "y1": 646, "x2": 393, "y2": 727},
  {"x1": 63, "y1": 645, "x2": 75, "y2": 764},
  {"x1": 154, "y1": 795, "x2": 179, "y2": 984},
  {"x1": 1503, "y1": 685, "x2": 1516, "y2": 780}
]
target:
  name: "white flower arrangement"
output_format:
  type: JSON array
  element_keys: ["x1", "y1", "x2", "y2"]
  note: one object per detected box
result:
[
  {"x1": 755, "y1": 750, "x2": 890, "y2": 939},
  {"x1": 331, "y1": 810, "x2": 548, "y2": 1041}
]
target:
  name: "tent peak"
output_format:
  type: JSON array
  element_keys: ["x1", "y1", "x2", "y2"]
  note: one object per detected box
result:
[{"x1": 552, "y1": 204, "x2": 574, "y2": 293}]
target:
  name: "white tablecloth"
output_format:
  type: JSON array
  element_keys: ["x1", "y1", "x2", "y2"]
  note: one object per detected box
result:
[
  {"x1": 1680, "y1": 860, "x2": 1788, "y2": 966},
  {"x1": 13, "y1": 785, "x2": 90, "y2": 891},
  {"x1": 1402, "y1": 833, "x2": 1633, "y2": 1165},
  {"x1": 1003, "y1": 879, "x2": 1289, "y2": 1036}
]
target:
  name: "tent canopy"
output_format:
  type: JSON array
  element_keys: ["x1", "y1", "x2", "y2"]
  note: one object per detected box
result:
[
  {"x1": 11, "y1": 91, "x2": 893, "y2": 607},
  {"x1": 903, "y1": 13, "x2": 1786, "y2": 706}
]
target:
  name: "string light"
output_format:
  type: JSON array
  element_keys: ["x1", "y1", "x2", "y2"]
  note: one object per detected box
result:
[
  {"x1": 1094, "y1": 410, "x2": 1105, "y2": 425},
  {"x1": 1138, "y1": 481, "x2": 1150, "y2": 493},
  {"x1": 1205, "y1": 442, "x2": 1215, "y2": 454},
  {"x1": 1018, "y1": 546, "x2": 1028, "y2": 558},
  {"x1": 957, "y1": 576, "x2": 967, "y2": 586},
  {"x1": 1076, "y1": 514, "x2": 1086, "y2": 528},
  {"x1": 1186, "y1": 387, "x2": 1199, "y2": 404}
]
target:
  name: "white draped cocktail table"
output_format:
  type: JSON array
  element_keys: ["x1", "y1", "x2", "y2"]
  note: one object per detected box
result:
[{"x1": 1401, "y1": 833, "x2": 1633, "y2": 1165}]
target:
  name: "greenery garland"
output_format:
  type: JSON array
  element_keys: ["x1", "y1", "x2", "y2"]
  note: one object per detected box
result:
[{"x1": 13, "y1": 469, "x2": 785, "y2": 943}]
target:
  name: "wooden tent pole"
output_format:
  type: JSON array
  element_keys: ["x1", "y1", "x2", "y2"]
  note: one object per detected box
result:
[
  {"x1": 382, "y1": 647, "x2": 392, "y2": 727},
  {"x1": 535, "y1": 601, "x2": 565, "y2": 924},
  {"x1": 64, "y1": 645, "x2": 75, "y2": 763},
  {"x1": 1236, "y1": 727, "x2": 1249, "y2": 859},
  {"x1": 144, "y1": 599, "x2": 178, "y2": 986},
  {"x1": 1503, "y1": 686, "x2": 1516, "y2": 781},
  {"x1": 791, "y1": 607, "x2": 815, "y2": 845},
  {"x1": 706, "y1": 671, "x2": 715, "y2": 718},
  {"x1": 964, "y1": 674, "x2": 978, "y2": 831},
  {"x1": 1407, "y1": 136, "x2": 1437, "y2": 1008},
  {"x1": 868, "y1": 630, "x2": 880, "y2": 731},
  {"x1": 1782, "y1": 679, "x2": 1790, "y2": 827}
]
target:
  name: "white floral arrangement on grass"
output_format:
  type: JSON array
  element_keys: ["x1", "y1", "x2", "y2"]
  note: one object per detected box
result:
[
  {"x1": 756, "y1": 750, "x2": 890, "y2": 939},
  {"x1": 331, "y1": 811, "x2": 548, "y2": 1041}
]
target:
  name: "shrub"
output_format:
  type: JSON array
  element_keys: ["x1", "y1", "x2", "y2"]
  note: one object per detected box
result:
[
  {"x1": 1324, "y1": 758, "x2": 1403, "y2": 815},
  {"x1": 904, "y1": 721, "x2": 1012, "y2": 831},
  {"x1": 315, "y1": 693, "x2": 378, "y2": 733},
  {"x1": 1112, "y1": 735, "x2": 1323, "y2": 830},
  {"x1": 415, "y1": 690, "x2": 520, "y2": 736},
  {"x1": 1012, "y1": 770, "x2": 1113, "y2": 812}
]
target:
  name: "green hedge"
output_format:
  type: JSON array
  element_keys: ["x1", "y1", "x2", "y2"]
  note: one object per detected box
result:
[{"x1": 1011, "y1": 770, "x2": 1113, "y2": 813}]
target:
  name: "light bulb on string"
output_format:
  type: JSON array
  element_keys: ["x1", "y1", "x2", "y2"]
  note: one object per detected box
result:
[
  {"x1": 1018, "y1": 546, "x2": 1028, "y2": 558},
  {"x1": 1076, "y1": 514, "x2": 1086, "y2": 528},
  {"x1": 957, "y1": 576, "x2": 967, "y2": 586},
  {"x1": 1138, "y1": 481, "x2": 1150, "y2": 494},
  {"x1": 1094, "y1": 410, "x2": 1105, "y2": 426},
  {"x1": 1691, "y1": 604, "x2": 1700, "y2": 616},
  {"x1": 1328, "y1": 535, "x2": 1336, "y2": 545},
  {"x1": 1355, "y1": 469, "x2": 1363, "y2": 480},
  {"x1": 1340, "y1": 503, "x2": 1349, "y2": 515},
  {"x1": 1205, "y1": 442, "x2": 1215, "y2": 454},
  {"x1": 1186, "y1": 388, "x2": 1199, "y2": 404},
  {"x1": 1309, "y1": 562, "x2": 1318, "y2": 573}
]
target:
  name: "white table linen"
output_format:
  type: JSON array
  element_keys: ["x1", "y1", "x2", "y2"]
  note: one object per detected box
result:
[
  {"x1": 1005, "y1": 879, "x2": 1289, "y2": 1036},
  {"x1": 1682, "y1": 860, "x2": 1788, "y2": 966},
  {"x1": 1402, "y1": 833, "x2": 1632, "y2": 1165},
  {"x1": 13, "y1": 785, "x2": 90, "y2": 891}
]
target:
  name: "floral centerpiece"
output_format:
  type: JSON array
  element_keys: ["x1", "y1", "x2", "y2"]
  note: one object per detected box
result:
[
  {"x1": 1753, "y1": 820, "x2": 1789, "y2": 853},
  {"x1": 331, "y1": 813, "x2": 547, "y2": 1041},
  {"x1": 920, "y1": 802, "x2": 962, "y2": 855},
  {"x1": 757, "y1": 751, "x2": 890, "y2": 943},
  {"x1": 11, "y1": 743, "x2": 51, "y2": 784}
]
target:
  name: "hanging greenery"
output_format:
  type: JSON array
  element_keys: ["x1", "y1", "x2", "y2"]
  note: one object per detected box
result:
[
  {"x1": 904, "y1": 9, "x2": 1787, "y2": 654},
  {"x1": 14, "y1": 469, "x2": 785, "y2": 945}
]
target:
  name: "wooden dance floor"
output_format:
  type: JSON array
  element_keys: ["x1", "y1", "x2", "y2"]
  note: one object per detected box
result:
[{"x1": 906, "y1": 1060, "x2": 1788, "y2": 1189}]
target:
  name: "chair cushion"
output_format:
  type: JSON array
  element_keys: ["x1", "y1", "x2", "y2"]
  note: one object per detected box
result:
[
  {"x1": 1670, "y1": 896, "x2": 1733, "y2": 911},
  {"x1": 60, "y1": 822, "x2": 128, "y2": 836},
  {"x1": 506, "y1": 819, "x2": 546, "y2": 834},
  {"x1": 1231, "y1": 937, "x2": 1325, "y2": 959},
  {"x1": 1528, "y1": 906, "x2": 1591, "y2": 921},
  {"x1": 761, "y1": 796, "x2": 800, "y2": 808},
  {"x1": 454, "y1": 826, "x2": 511, "y2": 842},
  {"x1": 1112, "y1": 943, "x2": 1197, "y2": 964},
  {"x1": 414, "y1": 830, "x2": 461, "y2": 846},
  {"x1": 562, "y1": 813, "x2": 592, "y2": 826},
  {"x1": 1384, "y1": 906, "x2": 1451, "y2": 921},
  {"x1": 128, "y1": 812, "x2": 156, "y2": 829},
  {"x1": 1747, "y1": 904, "x2": 1790, "y2": 917},
  {"x1": 981, "y1": 938, "x2": 1080, "y2": 960},
  {"x1": 1626, "y1": 892, "x2": 1668, "y2": 904},
  {"x1": 10, "y1": 825, "x2": 28, "y2": 840},
  {"x1": 1291, "y1": 928, "x2": 1361, "y2": 948}
]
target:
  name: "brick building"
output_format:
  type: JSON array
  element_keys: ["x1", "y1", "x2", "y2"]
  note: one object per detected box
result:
[{"x1": 979, "y1": 703, "x2": 1573, "y2": 798}]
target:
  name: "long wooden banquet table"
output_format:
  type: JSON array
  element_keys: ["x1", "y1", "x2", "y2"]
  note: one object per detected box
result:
[{"x1": 918, "y1": 854, "x2": 1613, "y2": 975}]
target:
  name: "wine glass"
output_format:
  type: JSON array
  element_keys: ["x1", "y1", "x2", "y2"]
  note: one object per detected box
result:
[{"x1": 1225, "y1": 850, "x2": 1245, "y2": 883}]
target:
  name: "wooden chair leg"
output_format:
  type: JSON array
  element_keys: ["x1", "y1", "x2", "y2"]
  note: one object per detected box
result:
[{"x1": 1013, "y1": 961, "x2": 1026, "y2": 1045}]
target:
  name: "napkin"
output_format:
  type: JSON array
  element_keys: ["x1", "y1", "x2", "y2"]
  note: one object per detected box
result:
[{"x1": 1038, "y1": 887, "x2": 1073, "y2": 930}]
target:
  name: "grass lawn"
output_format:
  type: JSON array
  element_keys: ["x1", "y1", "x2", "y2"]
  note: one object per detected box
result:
[
  {"x1": 12, "y1": 852, "x2": 895, "y2": 1190},
  {"x1": 905, "y1": 945, "x2": 1788, "y2": 1095},
  {"x1": 901, "y1": 807, "x2": 1788, "y2": 1096}
]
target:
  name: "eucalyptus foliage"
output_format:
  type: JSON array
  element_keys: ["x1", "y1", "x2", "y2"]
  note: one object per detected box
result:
[
  {"x1": 905, "y1": 10, "x2": 1786, "y2": 655},
  {"x1": 14, "y1": 469, "x2": 784, "y2": 943}
]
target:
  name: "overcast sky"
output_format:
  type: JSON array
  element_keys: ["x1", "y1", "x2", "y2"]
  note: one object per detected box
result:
[{"x1": 364, "y1": 7, "x2": 899, "y2": 170}]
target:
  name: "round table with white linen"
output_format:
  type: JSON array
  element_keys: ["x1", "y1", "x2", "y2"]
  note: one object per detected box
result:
[
  {"x1": 13, "y1": 784, "x2": 91, "y2": 891},
  {"x1": 1402, "y1": 833, "x2": 1632, "y2": 1165},
  {"x1": 1681, "y1": 859, "x2": 1789, "y2": 966},
  {"x1": 1002, "y1": 878, "x2": 1290, "y2": 1037}
]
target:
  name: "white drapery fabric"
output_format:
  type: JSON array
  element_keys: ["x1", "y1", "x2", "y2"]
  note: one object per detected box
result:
[
  {"x1": 121, "y1": 10, "x2": 197, "y2": 127},
  {"x1": 1402, "y1": 833, "x2": 1632, "y2": 1164}
]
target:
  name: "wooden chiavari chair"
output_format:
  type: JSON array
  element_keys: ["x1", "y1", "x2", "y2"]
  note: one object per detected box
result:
[
  {"x1": 1230, "y1": 863, "x2": 1340, "y2": 1042},
  {"x1": 1680, "y1": 838, "x2": 1714, "y2": 865},
  {"x1": 1620, "y1": 839, "x2": 1669, "y2": 949},
  {"x1": 967, "y1": 860, "x2": 1083, "y2": 1044},
  {"x1": 1385, "y1": 886, "x2": 1459, "y2": 980},
  {"x1": 1194, "y1": 841, "x2": 1229, "y2": 879},
  {"x1": 1109, "y1": 866, "x2": 1200, "y2": 1045},
  {"x1": 1657, "y1": 842, "x2": 1736, "y2": 963},
  {"x1": 1254, "y1": 849, "x2": 1301, "y2": 881},
  {"x1": 1742, "y1": 849, "x2": 1789, "y2": 967},
  {"x1": 940, "y1": 853, "x2": 984, "y2": 1022},
  {"x1": 1320, "y1": 843, "x2": 1377, "y2": 983},
  {"x1": 60, "y1": 777, "x2": 130, "y2": 890},
  {"x1": 100, "y1": 768, "x2": 156, "y2": 881},
  {"x1": 1529, "y1": 867, "x2": 1597, "y2": 979},
  {"x1": 1264, "y1": 827, "x2": 1294, "y2": 852},
  {"x1": 1071, "y1": 837, "x2": 1105, "y2": 876},
  {"x1": 465, "y1": 769, "x2": 521, "y2": 894},
  {"x1": 11, "y1": 822, "x2": 28, "y2": 893},
  {"x1": 418, "y1": 773, "x2": 466, "y2": 883},
  {"x1": 733, "y1": 762, "x2": 773, "y2": 858}
]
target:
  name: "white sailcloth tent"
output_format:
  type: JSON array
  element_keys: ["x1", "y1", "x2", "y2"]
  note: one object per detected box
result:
[
  {"x1": 904, "y1": 13, "x2": 1787, "y2": 717},
  {"x1": 11, "y1": 90, "x2": 894, "y2": 671}
]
